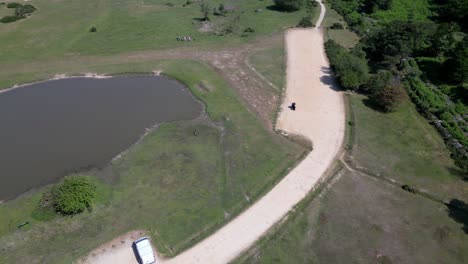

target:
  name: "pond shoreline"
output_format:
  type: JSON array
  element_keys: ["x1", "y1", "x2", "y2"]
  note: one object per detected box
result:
[{"x1": 0, "y1": 73, "x2": 204, "y2": 202}]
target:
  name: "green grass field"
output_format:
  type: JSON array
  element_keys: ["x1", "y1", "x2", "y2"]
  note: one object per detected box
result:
[
  {"x1": 239, "y1": 169, "x2": 468, "y2": 264},
  {"x1": 322, "y1": 2, "x2": 360, "y2": 48},
  {"x1": 350, "y1": 94, "x2": 466, "y2": 201},
  {"x1": 248, "y1": 42, "x2": 285, "y2": 90},
  {"x1": 0, "y1": 0, "x2": 307, "y2": 65},
  {"x1": 0, "y1": 60, "x2": 305, "y2": 263}
]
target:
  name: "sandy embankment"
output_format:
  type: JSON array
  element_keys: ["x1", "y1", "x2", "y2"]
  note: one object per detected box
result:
[{"x1": 81, "y1": 1, "x2": 345, "y2": 263}]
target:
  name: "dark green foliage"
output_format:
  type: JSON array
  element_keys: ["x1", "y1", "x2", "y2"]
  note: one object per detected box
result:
[
  {"x1": 364, "y1": 69, "x2": 393, "y2": 93},
  {"x1": 329, "y1": 0, "x2": 363, "y2": 28},
  {"x1": 6, "y1": 2, "x2": 21, "y2": 8},
  {"x1": 325, "y1": 40, "x2": 369, "y2": 90},
  {"x1": 304, "y1": 0, "x2": 318, "y2": 14},
  {"x1": 362, "y1": 0, "x2": 393, "y2": 13},
  {"x1": 0, "y1": 15, "x2": 22, "y2": 23},
  {"x1": 432, "y1": 0, "x2": 468, "y2": 32},
  {"x1": 428, "y1": 23, "x2": 458, "y2": 57},
  {"x1": 370, "y1": 78, "x2": 405, "y2": 112},
  {"x1": 44, "y1": 175, "x2": 97, "y2": 215},
  {"x1": 90, "y1": 26, "x2": 97, "y2": 32},
  {"x1": 443, "y1": 37, "x2": 468, "y2": 84},
  {"x1": 0, "y1": 3, "x2": 36, "y2": 23},
  {"x1": 363, "y1": 20, "x2": 436, "y2": 68},
  {"x1": 273, "y1": 0, "x2": 304, "y2": 12},
  {"x1": 15, "y1": 4, "x2": 36, "y2": 17},
  {"x1": 297, "y1": 16, "x2": 313, "y2": 27}
]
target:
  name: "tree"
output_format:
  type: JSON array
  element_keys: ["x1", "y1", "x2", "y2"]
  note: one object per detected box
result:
[
  {"x1": 370, "y1": 78, "x2": 406, "y2": 112},
  {"x1": 432, "y1": 0, "x2": 468, "y2": 32},
  {"x1": 297, "y1": 16, "x2": 313, "y2": 28},
  {"x1": 444, "y1": 37, "x2": 468, "y2": 84},
  {"x1": 325, "y1": 40, "x2": 369, "y2": 90},
  {"x1": 200, "y1": 0, "x2": 210, "y2": 21},
  {"x1": 273, "y1": 0, "x2": 304, "y2": 12},
  {"x1": 335, "y1": 54, "x2": 369, "y2": 89},
  {"x1": 364, "y1": 20, "x2": 435, "y2": 68},
  {"x1": 364, "y1": 70, "x2": 393, "y2": 94},
  {"x1": 46, "y1": 175, "x2": 97, "y2": 215}
]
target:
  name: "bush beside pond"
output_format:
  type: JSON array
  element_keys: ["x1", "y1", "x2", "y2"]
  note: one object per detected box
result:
[{"x1": 40, "y1": 175, "x2": 97, "y2": 215}]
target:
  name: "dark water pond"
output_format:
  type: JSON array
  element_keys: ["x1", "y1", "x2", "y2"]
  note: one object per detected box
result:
[{"x1": 0, "y1": 75, "x2": 202, "y2": 201}]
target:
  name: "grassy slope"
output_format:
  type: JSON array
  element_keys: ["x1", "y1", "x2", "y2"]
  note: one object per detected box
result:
[
  {"x1": 248, "y1": 42, "x2": 285, "y2": 90},
  {"x1": 0, "y1": 0, "x2": 307, "y2": 64},
  {"x1": 243, "y1": 170, "x2": 468, "y2": 264},
  {"x1": 0, "y1": 60, "x2": 305, "y2": 263},
  {"x1": 351, "y1": 95, "x2": 466, "y2": 200}
]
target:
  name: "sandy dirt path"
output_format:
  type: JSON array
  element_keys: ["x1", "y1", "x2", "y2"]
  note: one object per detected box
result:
[{"x1": 81, "y1": 1, "x2": 344, "y2": 263}]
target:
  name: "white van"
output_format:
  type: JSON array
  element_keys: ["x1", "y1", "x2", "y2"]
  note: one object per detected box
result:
[{"x1": 133, "y1": 237, "x2": 156, "y2": 264}]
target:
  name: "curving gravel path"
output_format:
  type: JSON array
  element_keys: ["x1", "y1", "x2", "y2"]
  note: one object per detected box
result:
[{"x1": 81, "y1": 1, "x2": 345, "y2": 263}]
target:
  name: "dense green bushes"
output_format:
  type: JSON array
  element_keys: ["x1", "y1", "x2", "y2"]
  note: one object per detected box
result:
[
  {"x1": 297, "y1": 16, "x2": 313, "y2": 27},
  {"x1": 370, "y1": 78, "x2": 406, "y2": 112},
  {"x1": 41, "y1": 175, "x2": 97, "y2": 215},
  {"x1": 0, "y1": 15, "x2": 20, "y2": 23},
  {"x1": 325, "y1": 39, "x2": 369, "y2": 90},
  {"x1": 327, "y1": 0, "x2": 467, "y2": 172},
  {"x1": 15, "y1": 4, "x2": 36, "y2": 16},
  {"x1": 0, "y1": 3, "x2": 36, "y2": 23},
  {"x1": 273, "y1": 0, "x2": 304, "y2": 11},
  {"x1": 6, "y1": 2, "x2": 21, "y2": 8}
]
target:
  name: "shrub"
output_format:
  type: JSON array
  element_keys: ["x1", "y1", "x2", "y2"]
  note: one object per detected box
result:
[
  {"x1": 364, "y1": 70, "x2": 393, "y2": 94},
  {"x1": 325, "y1": 40, "x2": 369, "y2": 90},
  {"x1": 213, "y1": 3, "x2": 227, "y2": 16},
  {"x1": 6, "y1": 2, "x2": 21, "y2": 8},
  {"x1": 273, "y1": 0, "x2": 304, "y2": 12},
  {"x1": 45, "y1": 175, "x2": 97, "y2": 215},
  {"x1": 401, "y1": 184, "x2": 417, "y2": 193},
  {"x1": 15, "y1": 4, "x2": 36, "y2": 17},
  {"x1": 0, "y1": 15, "x2": 22, "y2": 23},
  {"x1": 297, "y1": 16, "x2": 313, "y2": 27},
  {"x1": 370, "y1": 78, "x2": 405, "y2": 112},
  {"x1": 90, "y1": 26, "x2": 97, "y2": 32},
  {"x1": 330, "y1": 22, "x2": 344, "y2": 29}
]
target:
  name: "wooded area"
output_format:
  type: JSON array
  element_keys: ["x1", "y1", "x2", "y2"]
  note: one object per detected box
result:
[{"x1": 325, "y1": 0, "x2": 467, "y2": 172}]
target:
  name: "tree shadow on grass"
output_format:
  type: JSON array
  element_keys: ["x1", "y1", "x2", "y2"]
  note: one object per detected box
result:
[
  {"x1": 265, "y1": 5, "x2": 299, "y2": 13},
  {"x1": 362, "y1": 97, "x2": 388, "y2": 113},
  {"x1": 446, "y1": 199, "x2": 468, "y2": 234}
]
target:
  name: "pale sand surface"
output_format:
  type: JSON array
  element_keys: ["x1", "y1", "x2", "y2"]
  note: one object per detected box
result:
[{"x1": 81, "y1": 1, "x2": 345, "y2": 263}]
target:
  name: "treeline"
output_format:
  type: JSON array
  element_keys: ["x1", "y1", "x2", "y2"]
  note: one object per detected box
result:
[{"x1": 325, "y1": 0, "x2": 468, "y2": 172}]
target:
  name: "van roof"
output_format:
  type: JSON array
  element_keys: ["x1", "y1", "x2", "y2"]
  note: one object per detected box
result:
[{"x1": 135, "y1": 238, "x2": 156, "y2": 264}]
